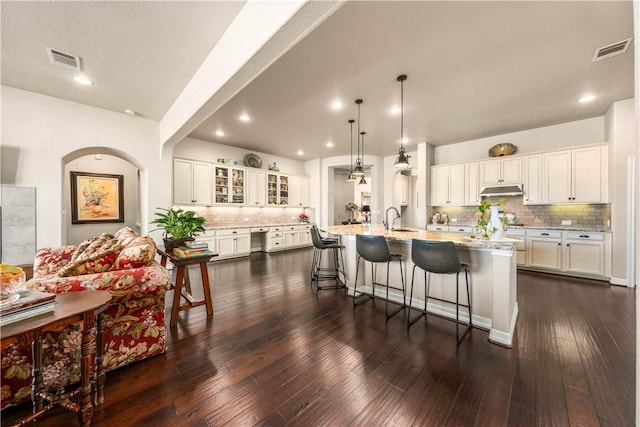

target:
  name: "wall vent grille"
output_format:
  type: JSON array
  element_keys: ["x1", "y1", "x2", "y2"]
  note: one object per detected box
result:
[
  {"x1": 46, "y1": 47, "x2": 81, "y2": 71},
  {"x1": 592, "y1": 38, "x2": 633, "y2": 62}
]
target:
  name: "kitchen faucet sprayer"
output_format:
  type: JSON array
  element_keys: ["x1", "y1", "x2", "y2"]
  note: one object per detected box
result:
[{"x1": 383, "y1": 207, "x2": 401, "y2": 230}]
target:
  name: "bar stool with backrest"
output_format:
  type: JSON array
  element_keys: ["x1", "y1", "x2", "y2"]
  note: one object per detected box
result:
[
  {"x1": 407, "y1": 239, "x2": 471, "y2": 345},
  {"x1": 310, "y1": 225, "x2": 346, "y2": 291},
  {"x1": 353, "y1": 235, "x2": 405, "y2": 319}
]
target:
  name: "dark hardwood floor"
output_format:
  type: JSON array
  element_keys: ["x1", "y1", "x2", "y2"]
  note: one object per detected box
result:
[{"x1": 2, "y1": 249, "x2": 635, "y2": 426}]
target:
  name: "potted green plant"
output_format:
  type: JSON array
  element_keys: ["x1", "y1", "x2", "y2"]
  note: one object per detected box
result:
[
  {"x1": 474, "y1": 197, "x2": 509, "y2": 240},
  {"x1": 150, "y1": 207, "x2": 206, "y2": 250}
]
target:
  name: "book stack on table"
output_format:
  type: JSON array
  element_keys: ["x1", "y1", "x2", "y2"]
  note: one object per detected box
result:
[
  {"x1": 173, "y1": 240, "x2": 210, "y2": 258},
  {"x1": 0, "y1": 290, "x2": 57, "y2": 326}
]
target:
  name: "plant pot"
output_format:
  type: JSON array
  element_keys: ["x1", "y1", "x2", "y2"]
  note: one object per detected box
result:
[{"x1": 163, "y1": 237, "x2": 194, "y2": 251}]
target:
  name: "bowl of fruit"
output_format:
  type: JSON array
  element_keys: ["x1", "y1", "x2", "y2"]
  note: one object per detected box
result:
[{"x1": 0, "y1": 264, "x2": 26, "y2": 303}]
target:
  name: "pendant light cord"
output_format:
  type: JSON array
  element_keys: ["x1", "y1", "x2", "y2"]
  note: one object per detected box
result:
[
  {"x1": 400, "y1": 78, "x2": 404, "y2": 149},
  {"x1": 349, "y1": 119, "x2": 354, "y2": 169},
  {"x1": 356, "y1": 99, "x2": 363, "y2": 163}
]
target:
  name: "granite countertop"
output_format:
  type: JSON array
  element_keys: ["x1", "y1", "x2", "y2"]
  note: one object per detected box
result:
[
  {"x1": 431, "y1": 223, "x2": 610, "y2": 232},
  {"x1": 206, "y1": 222, "x2": 310, "y2": 230},
  {"x1": 325, "y1": 224, "x2": 519, "y2": 251}
]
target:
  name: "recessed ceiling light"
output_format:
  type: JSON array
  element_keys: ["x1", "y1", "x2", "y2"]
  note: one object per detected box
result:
[
  {"x1": 73, "y1": 75, "x2": 93, "y2": 86},
  {"x1": 239, "y1": 113, "x2": 251, "y2": 122},
  {"x1": 401, "y1": 136, "x2": 409, "y2": 144},
  {"x1": 390, "y1": 106, "x2": 401, "y2": 115},
  {"x1": 579, "y1": 94, "x2": 596, "y2": 103},
  {"x1": 124, "y1": 109, "x2": 136, "y2": 116},
  {"x1": 215, "y1": 130, "x2": 225, "y2": 137},
  {"x1": 297, "y1": 150, "x2": 304, "y2": 156},
  {"x1": 326, "y1": 141, "x2": 334, "y2": 147},
  {"x1": 331, "y1": 100, "x2": 343, "y2": 110}
]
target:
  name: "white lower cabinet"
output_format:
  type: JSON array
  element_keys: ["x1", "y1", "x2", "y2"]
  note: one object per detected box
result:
[
  {"x1": 267, "y1": 224, "x2": 312, "y2": 252},
  {"x1": 563, "y1": 232, "x2": 606, "y2": 276},
  {"x1": 524, "y1": 229, "x2": 609, "y2": 278},
  {"x1": 216, "y1": 229, "x2": 251, "y2": 259},
  {"x1": 527, "y1": 230, "x2": 563, "y2": 269}
]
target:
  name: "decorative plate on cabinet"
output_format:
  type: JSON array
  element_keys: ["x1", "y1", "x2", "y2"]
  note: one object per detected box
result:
[
  {"x1": 488, "y1": 143, "x2": 517, "y2": 157},
  {"x1": 243, "y1": 153, "x2": 263, "y2": 168}
]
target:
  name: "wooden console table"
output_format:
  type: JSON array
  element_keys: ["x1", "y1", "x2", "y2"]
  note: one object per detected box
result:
[
  {"x1": 157, "y1": 249, "x2": 218, "y2": 327},
  {"x1": 1, "y1": 290, "x2": 112, "y2": 427}
]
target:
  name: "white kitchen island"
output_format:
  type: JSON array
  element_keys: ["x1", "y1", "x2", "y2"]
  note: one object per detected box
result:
[{"x1": 325, "y1": 224, "x2": 519, "y2": 347}]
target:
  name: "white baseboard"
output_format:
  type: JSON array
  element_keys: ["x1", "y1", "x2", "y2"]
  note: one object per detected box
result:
[{"x1": 609, "y1": 276, "x2": 633, "y2": 287}]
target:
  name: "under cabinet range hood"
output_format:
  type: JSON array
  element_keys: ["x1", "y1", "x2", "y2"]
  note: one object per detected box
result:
[{"x1": 480, "y1": 184, "x2": 524, "y2": 197}]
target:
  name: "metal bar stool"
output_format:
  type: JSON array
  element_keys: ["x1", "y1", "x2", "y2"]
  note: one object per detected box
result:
[
  {"x1": 407, "y1": 239, "x2": 471, "y2": 345},
  {"x1": 353, "y1": 235, "x2": 405, "y2": 319},
  {"x1": 310, "y1": 225, "x2": 346, "y2": 291}
]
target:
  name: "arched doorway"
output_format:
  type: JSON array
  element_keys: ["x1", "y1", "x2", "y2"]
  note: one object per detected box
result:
[{"x1": 62, "y1": 147, "x2": 143, "y2": 245}]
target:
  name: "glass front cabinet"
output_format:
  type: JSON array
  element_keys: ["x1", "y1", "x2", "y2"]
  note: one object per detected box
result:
[
  {"x1": 267, "y1": 173, "x2": 289, "y2": 206},
  {"x1": 215, "y1": 166, "x2": 245, "y2": 205}
]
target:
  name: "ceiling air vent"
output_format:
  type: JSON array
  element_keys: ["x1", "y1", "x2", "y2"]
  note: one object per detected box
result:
[
  {"x1": 592, "y1": 37, "x2": 633, "y2": 62},
  {"x1": 46, "y1": 47, "x2": 81, "y2": 71}
]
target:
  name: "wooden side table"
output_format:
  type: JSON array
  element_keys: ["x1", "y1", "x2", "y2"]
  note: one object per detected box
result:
[
  {"x1": 157, "y1": 249, "x2": 218, "y2": 327},
  {"x1": 1, "y1": 290, "x2": 112, "y2": 427}
]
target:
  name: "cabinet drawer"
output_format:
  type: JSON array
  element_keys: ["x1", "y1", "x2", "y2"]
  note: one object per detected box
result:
[
  {"x1": 270, "y1": 237, "x2": 284, "y2": 247},
  {"x1": 506, "y1": 228, "x2": 525, "y2": 237},
  {"x1": 449, "y1": 226, "x2": 473, "y2": 233},
  {"x1": 427, "y1": 225, "x2": 448, "y2": 231},
  {"x1": 527, "y1": 230, "x2": 562, "y2": 239},
  {"x1": 564, "y1": 231, "x2": 604, "y2": 241},
  {"x1": 202, "y1": 230, "x2": 216, "y2": 237},
  {"x1": 270, "y1": 227, "x2": 283, "y2": 232},
  {"x1": 217, "y1": 228, "x2": 250, "y2": 237},
  {"x1": 270, "y1": 232, "x2": 283, "y2": 238},
  {"x1": 251, "y1": 227, "x2": 269, "y2": 233}
]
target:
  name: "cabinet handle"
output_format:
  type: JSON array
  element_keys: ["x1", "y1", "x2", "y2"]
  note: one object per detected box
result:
[
  {"x1": 541, "y1": 233, "x2": 549, "y2": 236},
  {"x1": 579, "y1": 235, "x2": 590, "y2": 238},
  {"x1": 558, "y1": 243, "x2": 561, "y2": 246},
  {"x1": 232, "y1": 231, "x2": 237, "y2": 234},
  {"x1": 567, "y1": 244, "x2": 570, "y2": 247}
]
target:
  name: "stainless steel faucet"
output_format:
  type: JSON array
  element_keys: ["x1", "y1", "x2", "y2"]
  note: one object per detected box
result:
[{"x1": 383, "y1": 207, "x2": 401, "y2": 230}]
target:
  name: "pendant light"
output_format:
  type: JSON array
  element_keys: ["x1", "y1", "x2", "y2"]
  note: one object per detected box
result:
[
  {"x1": 358, "y1": 131, "x2": 367, "y2": 185},
  {"x1": 394, "y1": 74, "x2": 411, "y2": 168},
  {"x1": 346, "y1": 119, "x2": 357, "y2": 182},
  {"x1": 352, "y1": 99, "x2": 365, "y2": 176}
]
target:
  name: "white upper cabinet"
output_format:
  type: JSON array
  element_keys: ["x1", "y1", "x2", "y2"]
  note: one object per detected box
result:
[
  {"x1": 246, "y1": 169, "x2": 266, "y2": 206},
  {"x1": 393, "y1": 172, "x2": 411, "y2": 206},
  {"x1": 173, "y1": 158, "x2": 212, "y2": 205},
  {"x1": 523, "y1": 154, "x2": 543, "y2": 204},
  {"x1": 480, "y1": 157, "x2": 522, "y2": 186},
  {"x1": 214, "y1": 165, "x2": 245, "y2": 205},
  {"x1": 543, "y1": 145, "x2": 607, "y2": 203},
  {"x1": 289, "y1": 175, "x2": 309, "y2": 207},
  {"x1": 431, "y1": 164, "x2": 465, "y2": 206},
  {"x1": 464, "y1": 162, "x2": 479, "y2": 206}
]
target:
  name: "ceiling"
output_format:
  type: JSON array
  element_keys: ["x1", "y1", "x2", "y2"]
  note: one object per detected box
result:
[{"x1": 1, "y1": 1, "x2": 635, "y2": 161}]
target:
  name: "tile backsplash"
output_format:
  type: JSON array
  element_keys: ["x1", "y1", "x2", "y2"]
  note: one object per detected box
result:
[
  {"x1": 189, "y1": 206, "x2": 313, "y2": 228},
  {"x1": 431, "y1": 196, "x2": 610, "y2": 229}
]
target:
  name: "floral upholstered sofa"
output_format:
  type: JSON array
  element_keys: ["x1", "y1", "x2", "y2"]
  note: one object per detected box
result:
[{"x1": 0, "y1": 227, "x2": 171, "y2": 409}]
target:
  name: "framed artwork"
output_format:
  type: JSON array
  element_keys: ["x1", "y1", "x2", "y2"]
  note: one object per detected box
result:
[
  {"x1": 361, "y1": 192, "x2": 371, "y2": 207},
  {"x1": 71, "y1": 171, "x2": 124, "y2": 224}
]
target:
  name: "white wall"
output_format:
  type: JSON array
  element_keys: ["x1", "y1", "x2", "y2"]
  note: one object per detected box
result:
[
  {"x1": 174, "y1": 136, "x2": 306, "y2": 175},
  {"x1": 333, "y1": 170, "x2": 354, "y2": 225},
  {"x1": 434, "y1": 117, "x2": 605, "y2": 164},
  {"x1": 605, "y1": 98, "x2": 636, "y2": 286},
  {"x1": 1, "y1": 86, "x2": 170, "y2": 248}
]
